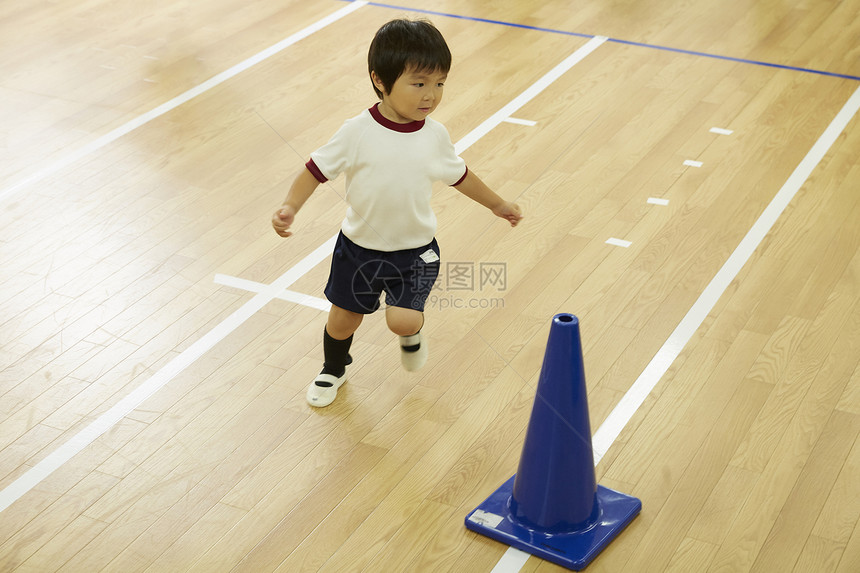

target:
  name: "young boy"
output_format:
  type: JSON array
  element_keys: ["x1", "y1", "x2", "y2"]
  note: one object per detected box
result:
[{"x1": 272, "y1": 18, "x2": 522, "y2": 407}]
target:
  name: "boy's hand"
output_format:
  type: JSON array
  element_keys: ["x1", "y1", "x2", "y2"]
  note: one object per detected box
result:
[
  {"x1": 272, "y1": 205, "x2": 297, "y2": 237},
  {"x1": 493, "y1": 201, "x2": 524, "y2": 227}
]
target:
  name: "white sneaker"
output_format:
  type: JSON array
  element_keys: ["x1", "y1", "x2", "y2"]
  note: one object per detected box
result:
[
  {"x1": 400, "y1": 331, "x2": 428, "y2": 371},
  {"x1": 306, "y1": 370, "x2": 347, "y2": 407}
]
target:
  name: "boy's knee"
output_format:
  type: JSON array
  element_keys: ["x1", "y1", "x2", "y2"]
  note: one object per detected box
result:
[
  {"x1": 328, "y1": 306, "x2": 363, "y2": 339},
  {"x1": 386, "y1": 308, "x2": 423, "y2": 336}
]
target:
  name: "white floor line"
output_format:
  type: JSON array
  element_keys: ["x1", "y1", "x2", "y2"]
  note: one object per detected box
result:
[
  {"x1": 0, "y1": 35, "x2": 606, "y2": 515},
  {"x1": 503, "y1": 117, "x2": 538, "y2": 126},
  {"x1": 606, "y1": 237, "x2": 633, "y2": 248},
  {"x1": 492, "y1": 548, "x2": 532, "y2": 572},
  {"x1": 0, "y1": 1, "x2": 368, "y2": 204},
  {"x1": 213, "y1": 273, "x2": 331, "y2": 311}
]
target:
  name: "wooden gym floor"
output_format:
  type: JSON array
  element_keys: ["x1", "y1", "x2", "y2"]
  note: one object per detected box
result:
[{"x1": 1, "y1": 0, "x2": 859, "y2": 571}]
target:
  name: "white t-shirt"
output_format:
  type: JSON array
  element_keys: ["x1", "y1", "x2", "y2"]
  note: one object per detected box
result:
[{"x1": 307, "y1": 104, "x2": 467, "y2": 252}]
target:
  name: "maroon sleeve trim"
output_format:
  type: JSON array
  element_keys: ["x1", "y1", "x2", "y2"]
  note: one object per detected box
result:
[
  {"x1": 305, "y1": 159, "x2": 328, "y2": 183},
  {"x1": 452, "y1": 166, "x2": 469, "y2": 187}
]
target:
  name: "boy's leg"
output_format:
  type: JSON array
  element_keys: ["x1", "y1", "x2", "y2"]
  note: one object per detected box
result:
[
  {"x1": 322, "y1": 304, "x2": 363, "y2": 375},
  {"x1": 327, "y1": 304, "x2": 364, "y2": 340},
  {"x1": 308, "y1": 304, "x2": 363, "y2": 407},
  {"x1": 385, "y1": 306, "x2": 423, "y2": 336},
  {"x1": 386, "y1": 306, "x2": 428, "y2": 371}
]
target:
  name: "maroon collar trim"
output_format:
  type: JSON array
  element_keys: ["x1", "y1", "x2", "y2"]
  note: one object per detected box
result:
[{"x1": 369, "y1": 103, "x2": 425, "y2": 133}]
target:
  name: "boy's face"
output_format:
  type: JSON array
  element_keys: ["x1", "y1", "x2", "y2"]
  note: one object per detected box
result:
[{"x1": 372, "y1": 67, "x2": 447, "y2": 124}]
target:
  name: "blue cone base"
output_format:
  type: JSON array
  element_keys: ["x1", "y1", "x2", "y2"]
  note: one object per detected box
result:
[{"x1": 466, "y1": 476, "x2": 641, "y2": 571}]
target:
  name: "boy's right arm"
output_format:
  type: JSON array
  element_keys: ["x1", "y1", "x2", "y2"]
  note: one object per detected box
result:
[{"x1": 272, "y1": 167, "x2": 322, "y2": 238}]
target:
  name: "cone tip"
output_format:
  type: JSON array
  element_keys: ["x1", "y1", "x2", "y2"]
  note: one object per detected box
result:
[{"x1": 553, "y1": 313, "x2": 579, "y2": 326}]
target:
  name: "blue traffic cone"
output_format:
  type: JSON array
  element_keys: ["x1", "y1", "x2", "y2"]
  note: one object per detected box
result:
[{"x1": 465, "y1": 313, "x2": 641, "y2": 570}]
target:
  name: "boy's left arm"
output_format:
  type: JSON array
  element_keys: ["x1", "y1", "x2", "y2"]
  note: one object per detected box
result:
[{"x1": 454, "y1": 170, "x2": 523, "y2": 227}]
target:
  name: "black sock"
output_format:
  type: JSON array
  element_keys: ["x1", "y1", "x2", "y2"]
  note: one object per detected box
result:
[
  {"x1": 322, "y1": 327, "x2": 353, "y2": 377},
  {"x1": 400, "y1": 331, "x2": 421, "y2": 353}
]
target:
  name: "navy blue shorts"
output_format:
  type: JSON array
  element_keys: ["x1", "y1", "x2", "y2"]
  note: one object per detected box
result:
[{"x1": 324, "y1": 232, "x2": 440, "y2": 314}]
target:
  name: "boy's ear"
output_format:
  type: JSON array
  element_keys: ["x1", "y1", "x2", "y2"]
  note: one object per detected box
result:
[{"x1": 370, "y1": 70, "x2": 386, "y2": 94}]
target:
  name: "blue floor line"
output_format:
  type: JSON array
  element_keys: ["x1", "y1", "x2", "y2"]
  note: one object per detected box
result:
[{"x1": 344, "y1": 0, "x2": 860, "y2": 82}]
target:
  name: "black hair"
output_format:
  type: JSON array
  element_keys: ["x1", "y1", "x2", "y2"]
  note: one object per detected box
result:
[{"x1": 368, "y1": 19, "x2": 452, "y2": 99}]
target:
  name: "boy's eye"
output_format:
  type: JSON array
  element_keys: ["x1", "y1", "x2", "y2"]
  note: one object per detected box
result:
[{"x1": 414, "y1": 82, "x2": 424, "y2": 87}]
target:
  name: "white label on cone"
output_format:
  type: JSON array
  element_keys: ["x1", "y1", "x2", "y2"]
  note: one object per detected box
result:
[{"x1": 469, "y1": 510, "x2": 504, "y2": 528}]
